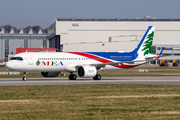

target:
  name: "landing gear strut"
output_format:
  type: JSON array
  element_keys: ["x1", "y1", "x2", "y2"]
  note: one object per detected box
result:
[
  {"x1": 93, "y1": 74, "x2": 101, "y2": 80},
  {"x1": 69, "y1": 73, "x2": 77, "y2": 80},
  {"x1": 22, "y1": 72, "x2": 28, "y2": 81}
]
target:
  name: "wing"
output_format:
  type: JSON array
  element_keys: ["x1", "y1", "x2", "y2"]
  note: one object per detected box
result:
[
  {"x1": 89, "y1": 58, "x2": 156, "y2": 68},
  {"x1": 91, "y1": 48, "x2": 165, "y2": 68}
]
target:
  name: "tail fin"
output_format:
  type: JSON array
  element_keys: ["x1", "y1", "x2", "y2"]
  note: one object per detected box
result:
[{"x1": 133, "y1": 26, "x2": 155, "y2": 58}]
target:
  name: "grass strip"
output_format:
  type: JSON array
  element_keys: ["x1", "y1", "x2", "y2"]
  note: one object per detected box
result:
[{"x1": 0, "y1": 84, "x2": 180, "y2": 119}]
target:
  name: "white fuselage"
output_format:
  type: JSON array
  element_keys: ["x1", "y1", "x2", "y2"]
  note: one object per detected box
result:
[{"x1": 5, "y1": 52, "x2": 143, "y2": 72}]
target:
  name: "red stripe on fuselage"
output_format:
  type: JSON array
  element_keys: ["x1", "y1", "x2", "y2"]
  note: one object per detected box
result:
[
  {"x1": 68, "y1": 52, "x2": 143, "y2": 69},
  {"x1": 68, "y1": 52, "x2": 112, "y2": 63},
  {"x1": 115, "y1": 63, "x2": 144, "y2": 68}
]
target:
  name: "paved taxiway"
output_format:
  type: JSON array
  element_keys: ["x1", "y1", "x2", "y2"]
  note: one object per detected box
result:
[{"x1": 0, "y1": 76, "x2": 180, "y2": 86}]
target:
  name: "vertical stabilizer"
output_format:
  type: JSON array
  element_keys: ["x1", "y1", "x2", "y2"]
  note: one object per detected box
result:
[{"x1": 133, "y1": 26, "x2": 155, "y2": 59}]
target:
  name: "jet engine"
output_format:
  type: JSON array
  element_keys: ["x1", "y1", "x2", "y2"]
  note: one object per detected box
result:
[
  {"x1": 77, "y1": 66, "x2": 97, "y2": 77},
  {"x1": 41, "y1": 72, "x2": 60, "y2": 77}
]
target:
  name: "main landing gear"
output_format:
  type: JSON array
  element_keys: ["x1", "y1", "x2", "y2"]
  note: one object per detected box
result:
[
  {"x1": 68, "y1": 73, "x2": 101, "y2": 80},
  {"x1": 22, "y1": 72, "x2": 28, "y2": 81},
  {"x1": 93, "y1": 74, "x2": 101, "y2": 80},
  {"x1": 69, "y1": 73, "x2": 77, "y2": 80}
]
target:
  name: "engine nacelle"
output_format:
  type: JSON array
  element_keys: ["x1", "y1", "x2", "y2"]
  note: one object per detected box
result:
[
  {"x1": 77, "y1": 66, "x2": 97, "y2": 77},
  {"x1": 41, "y1": 72, "x2": 60, "y2": 77}
]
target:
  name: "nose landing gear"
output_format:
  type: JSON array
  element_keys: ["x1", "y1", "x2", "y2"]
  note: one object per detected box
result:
[
  {"x1": 22, "y1": 72, "x2": 28, "y2": 81},
  {"x1": 93, "y1": 74, "x2": 101, "y2": 80}
]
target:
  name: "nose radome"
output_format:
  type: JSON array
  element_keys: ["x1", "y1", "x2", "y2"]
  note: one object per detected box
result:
[
  {"x1": 5, "y1": 62, "x2": 10, "y2": 70},
  {"x1": 5, "y1": 62, "x2": 14, "y2": 70}
]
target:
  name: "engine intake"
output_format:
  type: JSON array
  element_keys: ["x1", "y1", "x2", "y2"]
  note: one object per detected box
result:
[
  {"x1": 77, "y1": 66, "x2": 97, "y2": 77},
  {"x1": 41, "y1": 72, "x2": 60, "y2": 77}
]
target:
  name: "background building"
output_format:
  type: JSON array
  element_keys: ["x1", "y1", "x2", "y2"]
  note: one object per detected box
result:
[
  {"x1": 48, "y1": 18, "x2": 180, "y2": 64},
  {"x1": 1, "y1": 18, "x2": 180, "y2": 64},
  {"x1": 0, "y1": 25, "x2": 49, "y2": 61}
]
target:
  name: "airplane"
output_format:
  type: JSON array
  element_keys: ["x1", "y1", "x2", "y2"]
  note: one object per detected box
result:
[{"x1": 5, "y1": 26, "x2": 164, "y2": 81}]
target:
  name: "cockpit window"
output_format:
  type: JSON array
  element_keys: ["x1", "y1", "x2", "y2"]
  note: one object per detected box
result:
[{"x1": 10, "y1": 57, "x2": 23, "y2": 61}]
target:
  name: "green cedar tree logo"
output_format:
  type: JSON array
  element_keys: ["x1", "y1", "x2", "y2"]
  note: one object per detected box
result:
[
  {"x1": 142, "y1": 31, "x2": 154, "y2": 56},
  {"x1": 36, "y1": 60, "x2": 40, "y2": 66}
]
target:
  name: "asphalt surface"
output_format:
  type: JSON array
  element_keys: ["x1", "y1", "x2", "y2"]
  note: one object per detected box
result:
[{"x1": 0, "y1": 76, "x2": 180, "y2": 86}]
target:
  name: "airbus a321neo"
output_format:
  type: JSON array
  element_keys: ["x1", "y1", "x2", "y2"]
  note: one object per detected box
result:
[{"x1": 5, "y1": 26, "x2": 163, "y2": 81}]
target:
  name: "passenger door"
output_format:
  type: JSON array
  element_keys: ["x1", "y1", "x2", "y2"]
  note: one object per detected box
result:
[{"x1": 28, "y1": 54, "x2": 33, "y2": 65}]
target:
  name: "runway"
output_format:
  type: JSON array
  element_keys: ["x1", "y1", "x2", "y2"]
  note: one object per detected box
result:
[{"x1": 0, "y1": 76, "x2": 180, "y2": 86}]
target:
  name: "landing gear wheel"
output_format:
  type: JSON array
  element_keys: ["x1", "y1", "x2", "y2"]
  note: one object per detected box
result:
[
  {"x1": 69, "y1": 75, "x2": 72, "y2": 80},
  {"x1": 72, "y1": 74, "x2": 77, "y2": 80},
  {"x1": 69, "y1": 74, "x2": 77, "y2": 80},
  {"x1": 22, "y1": 72, "x2": 28, "y2": 81},
  {"x1": 22, "y1": 77, "x2": 27, "y2": 81},
  {"x1": 93, "y1": 74, "x2": 101, "y2": 80}
]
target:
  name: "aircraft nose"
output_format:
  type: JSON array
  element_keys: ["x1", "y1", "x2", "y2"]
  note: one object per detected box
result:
[
  {"x1": 5, "y1": 61, "x2": 14, "y2": 71},
  {"x1": 5, "y1": 62, "x2": 10, "y2": 70}
]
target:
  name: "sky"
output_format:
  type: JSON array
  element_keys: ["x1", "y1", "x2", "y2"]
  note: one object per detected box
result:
[{"x1": 0, "y1": 0, "x2": 179, "y2": 29}]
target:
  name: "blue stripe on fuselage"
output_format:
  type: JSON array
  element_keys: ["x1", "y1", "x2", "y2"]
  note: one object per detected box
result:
[{"x1": 86, "y1": 51, "x2": 137, "y2": 62}]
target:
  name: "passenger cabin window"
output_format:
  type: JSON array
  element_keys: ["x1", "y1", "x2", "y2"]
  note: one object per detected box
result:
[{"x1": 10, "y1": 57, "x2": 23, "y2": 61}]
